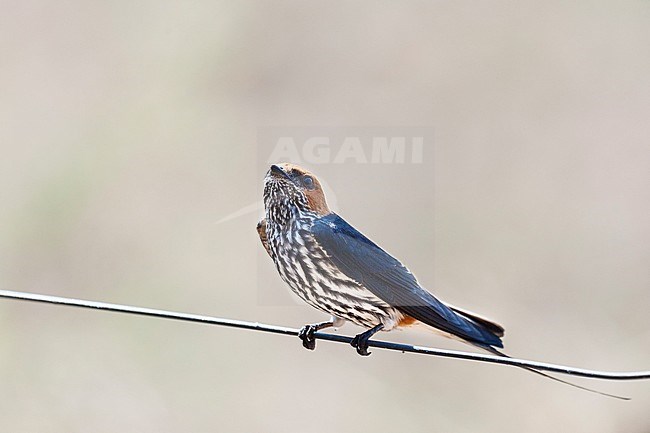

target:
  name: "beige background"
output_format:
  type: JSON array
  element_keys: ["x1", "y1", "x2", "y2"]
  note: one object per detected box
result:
[{"x1": 1, "y1": 1, "x2": 649, "y2": 432}]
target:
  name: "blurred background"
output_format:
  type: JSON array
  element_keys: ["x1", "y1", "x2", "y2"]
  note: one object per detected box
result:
[{"x1": 1, "y1": 1, "x2": 649, "y2": 432}]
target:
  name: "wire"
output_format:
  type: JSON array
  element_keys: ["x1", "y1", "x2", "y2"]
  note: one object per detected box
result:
[{"x1": 1, "y1": 289, "x2": 649, "y2": 381}]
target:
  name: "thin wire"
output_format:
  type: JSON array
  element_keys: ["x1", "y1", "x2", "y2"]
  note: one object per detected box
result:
[{"x1": 1, "y1": 289, "x2": 649, "y2": 381}]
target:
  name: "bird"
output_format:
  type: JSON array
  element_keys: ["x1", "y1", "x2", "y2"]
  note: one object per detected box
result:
[{"x1": 258, "y1": 162, "x2": 626, "y2": 399}]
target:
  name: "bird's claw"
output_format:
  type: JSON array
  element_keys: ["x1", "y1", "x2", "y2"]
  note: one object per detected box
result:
[
  {"x1": 350, "y1": 333, "x2": 372, "y2": 356},
  {"x1": 298, "y1": 324, "x2": 317, "y2": 350}
]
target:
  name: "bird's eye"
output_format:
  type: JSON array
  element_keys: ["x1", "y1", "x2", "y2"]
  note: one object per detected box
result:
[{"x1": 302, "y1": 175, "x2": 315, "y2": 190}]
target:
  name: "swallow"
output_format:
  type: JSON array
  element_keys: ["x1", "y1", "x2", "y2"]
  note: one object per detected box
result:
[{"x1": 258, "y1": 162, "x2": 625, "y2": 399}]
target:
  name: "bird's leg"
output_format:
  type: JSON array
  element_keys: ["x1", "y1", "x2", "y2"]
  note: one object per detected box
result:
[
  {"x1": 298, "y1": 317, "x2": 344, "y2": 351},
  {"x1": 350, "y1": 324, "x2": 384, "y2": 356}
]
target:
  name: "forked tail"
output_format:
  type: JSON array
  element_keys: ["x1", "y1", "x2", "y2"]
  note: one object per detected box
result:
[{"x1": 479, "y1": 345, "x2": 629, "y2": 401}]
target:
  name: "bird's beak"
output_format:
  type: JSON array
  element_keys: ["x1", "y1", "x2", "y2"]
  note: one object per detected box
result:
[{"x1": 269, "y1": 164, "x2": 290, "y2": 179}]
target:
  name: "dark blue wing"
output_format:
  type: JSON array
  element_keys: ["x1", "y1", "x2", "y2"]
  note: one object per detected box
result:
[{"x1": 311, "y1": 213, "x2": 503, "y2": 348}]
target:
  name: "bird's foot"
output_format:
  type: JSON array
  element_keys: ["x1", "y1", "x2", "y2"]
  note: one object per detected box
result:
[
  {"x1": 298, "y1": 324, "x2": 318, "y2": 350},
  {"x1": 350, "y1": 334, "x2": 371, "y2": 356},
  {"x1": 350, "y1": 324, "x2": 384, "y2": 356}
]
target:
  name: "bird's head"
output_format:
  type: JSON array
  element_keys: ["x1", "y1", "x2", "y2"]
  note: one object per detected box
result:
[{"x1": 263, "y1": 163, "x2": 330, "y2": 225}]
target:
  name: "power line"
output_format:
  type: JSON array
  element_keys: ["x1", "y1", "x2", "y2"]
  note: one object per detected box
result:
[{"x1": 1, "y1": 289, "x2": 649, "y2": 381}]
